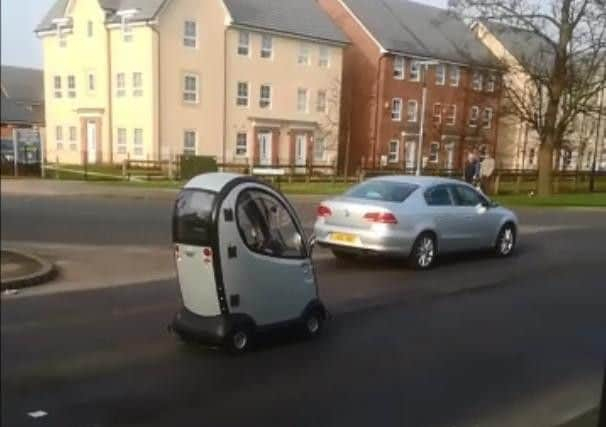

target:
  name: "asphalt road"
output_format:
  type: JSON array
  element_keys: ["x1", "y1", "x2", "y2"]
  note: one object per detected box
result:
[{"x1": 2, "y1": 194, "x2": 606, "y2": 426}]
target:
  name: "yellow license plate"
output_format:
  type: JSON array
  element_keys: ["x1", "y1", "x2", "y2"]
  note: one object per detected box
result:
[{"x1": 330, "y1": 232, "x2": 358, "y2": 244}]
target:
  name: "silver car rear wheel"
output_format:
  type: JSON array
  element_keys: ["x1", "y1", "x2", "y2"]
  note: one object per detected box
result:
[
  {"x1": 496, "y1": 224, "x2": 516, "y2": 257},
  {"x1": 409, "y1": 233, "x2": 436, "y2": 270}
]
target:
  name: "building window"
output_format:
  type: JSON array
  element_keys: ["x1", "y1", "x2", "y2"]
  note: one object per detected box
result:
[
  {"x1": 69, "y1": 126, "x2": 77, "y2": 142},
  {"x1": 133, "y1": 128, "x2": 143, "y2": 156},
  {"x1": 67, "y1": 75, "x2": 76, "y2": 98},
  {"x1": 298, "y1": 44, "x2": 310, "y2": 65},
  {"x1": 449, "y1": 65, "x2": 460, "y2": 87},
  {"x1": 482, "y1": 108, "x2": 493, "y2": 129},
  {"x1": 87, "y1": 21, "x2": 93, "y2": 37},
  {"x1": 238, "y1": 31, "x2": 249, "y2": 56},
  {"x1": 59, "y1": 30, "x2": 67, "y2": 47},
  {"x1": 528, "y1": 148, "x2": 536, "y2": 166},
  {"x1": 69, "y1": 126, "x2": 77, "y2": 151},
  {"x1": 586, "y1": 151, "x2": 593, "y2": 169},
  {"x1": 133, "y1": 72, "x2": 143, "y2": 97},
  {"x1": 472, "y1": 72, "x2": 483, "y2": 91},
  {"x1": 388, "y1": 140, "x2": 399, "y2": 163},
  {"x1": 236, "y1": 133, "x2": 247, "y2": 157},
  {"x1": 429, "y1": 142, "x2": 440, "y2": 163},
  {"x1": 116, "y1": 73, "x2": 126, "y2": 97},
  {"x1": 53, "y1": 76, "x2": 62, "y2": 98},
  {"x1": 317, "y1": 90, "x2": 327, "y2": 113},
  {"x1": 410, "y1": 60, "x2": 421, "y2": 81},
  {"x1": 56, "y1": 126, "x2": 63, "y2": 150},
  {"x1": 117, "y1": 128, "x2": 127, "y2": 154},
  {"x1": 394, "y1": 56, "x2": 405, "y2": 80},
  {"x1": 318, "y1": 46, "x2": 330, "y2": 67},
  {"x1": 183, "y1": 74, "x2": 199, "y2": 103},
  {"x1": 435, "y1": 64, "x2": 446, "y2": 85},
  {"x1": 391, "y1": 98, "x2": 402, "y2": 121},
  {"x1": 260, "y1": 84, "x2": 271, "y2": 109},
  {"x1": 314, "y1": 137, "x2": 325, "y2": 161},
  {"x1": 486, "y1": 75, "x2": 496, "y2": 92},
  {"x1": 469, "y1": 106, "x2": 480, "y2": 127},
  {"x1": 407, "y1": 100, "x2": 418, "y2": 122},
  {"x1": 297, "y1": 88, "x2": 308, "y2": 113},
  {"x1": 184, "y1": 20, "x2": 197, "y2": 48},
  {"x1": 237, "y1": 81, "x2": 249, "y2": 106},
  {"x1": 446, "y1": 105, "x2": 456, "y2": 126},
  {"x1": 261, "y1": 34, "x2": 273, "y2": 58},
  {"x1": 122, "y1": 18, "x2": 133, "y2": 42},
  {"x1": 432, "y1": 103, "x2": 442, "y2": 124},
  {"x1": 88, "y1": 73, "x2": 95, "y2": 91},
  {"x1": 183, "y1": 130, "x2": 197, "y2": 155}
]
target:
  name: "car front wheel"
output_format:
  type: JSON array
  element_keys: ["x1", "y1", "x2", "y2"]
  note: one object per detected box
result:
[{"x1": 495, "y1": 224, "x2": 516, "y2": 257}]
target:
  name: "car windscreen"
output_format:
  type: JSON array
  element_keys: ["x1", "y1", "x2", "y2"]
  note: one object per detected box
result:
[
  {"x1": 344, "y1": 180, "x2": 419, "y2": 202},
  {"x1": 173, "y1": 189, "x2": 216, "y2": 246}
]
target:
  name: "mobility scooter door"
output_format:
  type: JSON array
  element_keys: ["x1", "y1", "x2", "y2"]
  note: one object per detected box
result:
[{"x1": 218, "y1": 183, "x2": 316, "y2": 326}]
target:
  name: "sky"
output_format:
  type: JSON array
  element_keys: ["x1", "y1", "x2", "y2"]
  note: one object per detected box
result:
[{"x1": 1, "y1": 0, "x2": 447, "y2": 69}]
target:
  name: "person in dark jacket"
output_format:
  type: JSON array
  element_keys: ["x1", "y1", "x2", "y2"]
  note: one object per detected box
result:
[{"x1": 464, "y1": 152, "x2": 480, "y2": 184}]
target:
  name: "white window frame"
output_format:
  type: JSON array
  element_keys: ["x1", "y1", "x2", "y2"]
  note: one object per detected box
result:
[
  {"x1": 67, "y1": 75, "x2": 76, "y2": 98},
  {"x1": 432, "y1": 103, "x2": 442, "y2": 124},
  {"x1": 429, "y1": 142, "x2": 440, "y2": 163},
  {"x1": 183, "y1": 73, "x2": 200, "y2": 104},
  {"x1": 449, "y1": 65, "x2": 460, "y2": 87},
  {"x1": 388, "y1": 140, "x2": 399, "y2": 163},
  {"x1": 122, "y1": 16, "x2": 133, "y2": 42},
  {"x1": 486, "y1": 74, "x2": 496, "y2": 92},
  {"x1": 410, "y1": 60, "x2": 421, "y2": 81},
  {"x1": 235, "y1": 132, "x2": 248, "y2": 157},
  {"x1": 69, "y1": 126, "x2": 77, "y2": 142},
  {"x1": 183, "y1": 130, "x2": 197, "y2": 155},
  {"x1": 298, "y1": 44, "x2": 310, "y2": 65},
  {"x1": 133, "y1": 128, "x2": 143, "y2": 156},
  {"x1": 394, "y1": 56, "x2": 405, "y2": 80},
  {"x1": 237, "y1": 81, "x2": 249, "y2": 107},
  {"x1": 483, "y1": 107, "x2": 493, "y2": 129},
  {"x1": 469, "y1": 106, "x2": 480, "y2": 127},
  {"x1": 435, "y1": 64, "x2": 446, "y2": 85},
  {"x1": 53, "y1": 76, "x2": 62, "y2": 98},
  {"x1": 259, "y1": 84, "x2": 271, "y2": 109},
  {"x1": 391, "y1": 98, "x2": 402, "y2": 121},
  {"x1": 407, "y1": 100, "x2": 418, "y2": 122},
  {"x1": 116, "y1": 128, "x2": 127, "y2": 154},
  {"x1": 116, "y1": 73, "x2": 126, "y2": 97},
  {"x1": 316, "y1": 90, "x2": 327, "y2": 113},
  {"x1": 297, "y1": 88, "x2": 309, "y2": 113},
  {"x1": 133, "y1": 72, "x2": 143, "y2": 97},
  {"x1": 446, "y1": 105, "x2": 456, "y2": 126},
  {"x1": 237, "y1": 31, "x2": 250, "y2": 56},
  {"x1": 56, "y1": 126, "x2": 63, "y2": 150},
  {"x1": 183, "y1": 20, "x2": 197, "y2": 48},
  {"x1": 261, "y1": 34, "x2": 273, "y2": 59},
  {"x1": 318, "y1": 46, "x2": 330, "y2": 67},
  {"x1": 314, "y1": 136, "x2": 326, "y2": 162},
  {"x1": 472, "y1": 72, "x2": 483, "y2": 91}
]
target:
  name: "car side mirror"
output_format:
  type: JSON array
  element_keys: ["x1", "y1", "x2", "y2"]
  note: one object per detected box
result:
[{"x1": 476, "y1": 203, "x2": 488, "y2": 214}]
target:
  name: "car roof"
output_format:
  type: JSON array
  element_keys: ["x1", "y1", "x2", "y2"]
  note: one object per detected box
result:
[{"x1": 366, "y1": 175, "x2": 467, "y2": 189}]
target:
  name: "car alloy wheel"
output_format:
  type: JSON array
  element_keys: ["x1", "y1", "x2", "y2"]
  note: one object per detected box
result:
[
  {"x1": 497, "y1": 225, "x2": 515, "y2": 256},
  {"x1": 409, "y1": 233, "x2": 436, "y2": 269}
]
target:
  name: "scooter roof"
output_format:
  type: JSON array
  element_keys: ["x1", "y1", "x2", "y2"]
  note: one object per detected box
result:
[{"x1": 183, "y1": 172, "x2": 244, "y2": 193}]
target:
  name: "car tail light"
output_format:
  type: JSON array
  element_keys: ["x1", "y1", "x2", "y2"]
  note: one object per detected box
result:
[
  {"x1": 363, "y1": 212, "x2": 398, "y2": 224},
  {"x1": 202, "y1": 247, "x2": 212, "y2": 264},
  {"x1": 317, "y1": 204, "x2": 332, "y2": 218}
]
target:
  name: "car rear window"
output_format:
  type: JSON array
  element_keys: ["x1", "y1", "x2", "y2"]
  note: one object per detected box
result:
[
  {"x1": 345, "y1": 180, "x2": 419, "y2": 202},
  {"x1": 173, "y1": 189, "x2": 216, "y2": 246}
]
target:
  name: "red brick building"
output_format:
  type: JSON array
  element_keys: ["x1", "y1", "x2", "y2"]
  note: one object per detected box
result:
[{"x1": 318, "y1": 0, "x2": 502, "y2": 173}]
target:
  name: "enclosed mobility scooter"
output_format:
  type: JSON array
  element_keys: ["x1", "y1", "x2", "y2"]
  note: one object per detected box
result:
[{"x1": 171, "y1": 173, "x2": 325, "y2": 352}]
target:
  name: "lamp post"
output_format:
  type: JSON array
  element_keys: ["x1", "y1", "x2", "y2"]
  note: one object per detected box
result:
[{"x1": 416, "y1": 60, "x2": 439, "y2": 176}]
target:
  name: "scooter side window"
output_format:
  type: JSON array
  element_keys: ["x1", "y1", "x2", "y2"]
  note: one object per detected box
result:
[
  {"x1": 236, "y1": 190, "x2": 305, "y2": 259},
  {"x1": 173, "y1": 189, "x2": 215, "y2": 246}
]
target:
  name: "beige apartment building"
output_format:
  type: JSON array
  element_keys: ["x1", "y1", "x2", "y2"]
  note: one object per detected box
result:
[
  {"x1": 473, "y1": 21, "x2": 606, "y2": 171},
  {"x1": 36, "y1": 0, "x2": 347, "y2": 166}
]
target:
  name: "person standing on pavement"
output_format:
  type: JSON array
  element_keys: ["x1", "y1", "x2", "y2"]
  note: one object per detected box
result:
[{"x1": 464, "y1": 151, "x2": 481, "y2": 184}]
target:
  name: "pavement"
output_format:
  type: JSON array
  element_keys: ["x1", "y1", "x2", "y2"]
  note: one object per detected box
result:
[
  {"x1": 0, "y1": 249, "x2": 56, "y2": 291},
  {"x1": 2, "y1": 182, "x2": 606, "y2": 426}
]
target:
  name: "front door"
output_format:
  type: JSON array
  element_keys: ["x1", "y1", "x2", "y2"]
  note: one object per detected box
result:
[
  {"x1": 405, "y1": 141, "x2": 416, "y2": 172},
  {"x1": 295, "y1": 134, "x2": 307, "y2": 166},
  {"x1": 446, "y1": 143, "x2": 455, "y2": 170},
  {"x1": 86, "y1": 120, "x2": 97, "y2": 164},
  {"x1": 218, "y1": 183, "x2": 316, "y2": 326},
  {"x1": 259, "y1": 132, "x2": 272, "y2": 166}
]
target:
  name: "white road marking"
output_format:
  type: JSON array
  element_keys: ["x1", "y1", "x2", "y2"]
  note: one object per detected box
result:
[{"x1": 27, "y1": 410, "x2": 47, "y2": 418}]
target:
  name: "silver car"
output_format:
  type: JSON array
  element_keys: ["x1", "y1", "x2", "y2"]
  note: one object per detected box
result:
[{"x1": 314, "y1": 176, "x2": 518, "y2": 269}]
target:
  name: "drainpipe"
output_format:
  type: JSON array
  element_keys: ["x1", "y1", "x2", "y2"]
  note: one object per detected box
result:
[
  {"x1": 107, "y1": 24, "x2": 113, "y2": 164},
  {"x1": 151, "y1": 24, "x2": 161, "y2": 162},
  {"x1": 222, "y1": 27, "x2": 228, "y2": 165},
  {"x1": 372, "y1": 54, "x2": 386, "y2": 168}
]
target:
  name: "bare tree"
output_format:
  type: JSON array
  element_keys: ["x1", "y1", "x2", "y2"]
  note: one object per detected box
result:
[
  {"x1": 450, "y1": 0, "x2": 606, "y2": 195},
  {"x1": 316, "y1": 77, "x2": 343, "y2": 167}
]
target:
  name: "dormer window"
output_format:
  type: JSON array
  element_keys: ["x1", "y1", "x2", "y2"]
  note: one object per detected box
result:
[
  {"x1": 52, "y1": 18, "x2": 70, "y2": 48},
  {"x1": 117, "y1": 9, "x2": 138, "y2": 42}
]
